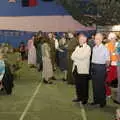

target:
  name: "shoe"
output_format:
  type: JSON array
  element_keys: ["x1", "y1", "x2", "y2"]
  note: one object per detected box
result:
[
  {"x1": 100, "y1": 103, "x2": 106, "y2": 108},
  {"x1": 113, "y1": 99, "x2": 120, "y2": 105},
  {"x1": 43, "y1": 79, "x2": 48, "y2": 84},
  {"x1": 43, "y1": 80, "x2": 53, "y2": 84},
  {"x1": 62, "y1": 78, "x2": 66, "y2": 82},
  {"x1": 72, "y1": 99, "x2": 81, "y2": 102},
  {"x1": 48, "y1": 81, "x2": 53, "y2": 84},
  {"x1": 0, "y1": 88, "x2": 4, "y2": 91},
  {"x1": 90, "y1": 102, "x2": 99, "y2": 106},
  {"x1": 82, "y1": 101, "x2": 87, "y2": 105},
  {"x1": 51, "y1": 77, "x2": 56, "y2": 80}
]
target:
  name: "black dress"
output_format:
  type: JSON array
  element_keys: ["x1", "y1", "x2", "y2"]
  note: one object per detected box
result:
[{"x1": 2, "y1": 62, "x2": 14, "y2": 95}]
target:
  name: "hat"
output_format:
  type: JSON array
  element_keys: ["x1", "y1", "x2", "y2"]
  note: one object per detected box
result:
[{"x1": 108, "y1": 32, "x2": 117, "y2": 40}]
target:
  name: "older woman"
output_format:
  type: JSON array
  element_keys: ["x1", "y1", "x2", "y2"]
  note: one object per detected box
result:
[
  {"x1": 27, "y1": 35, "x2": 36, "y2": 67},
  {"x1": 42, "y1": 38, "x2": 53, "y2": 84}
]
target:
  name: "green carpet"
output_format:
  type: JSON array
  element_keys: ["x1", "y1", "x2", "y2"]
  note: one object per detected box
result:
[{"x1": 0, "y1": 53, "x2": 119, "y2": 120}]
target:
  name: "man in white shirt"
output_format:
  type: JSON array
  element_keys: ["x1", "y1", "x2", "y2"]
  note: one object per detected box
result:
[
  {"x1": 91, "y1": 33, "x2": 110, "y2": 108},
  {"x1": 71, "y1": 34, "x2": 91, "y2": 104}
]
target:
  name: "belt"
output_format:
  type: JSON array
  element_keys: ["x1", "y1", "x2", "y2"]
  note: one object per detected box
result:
[{"x1": 92, "y1": 63, "x2": 105, "y2": 66}]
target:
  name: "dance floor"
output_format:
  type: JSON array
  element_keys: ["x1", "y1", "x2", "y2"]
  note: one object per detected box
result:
[{"x1": 0, "y1": 53, "x2": 118, "y2": 120}]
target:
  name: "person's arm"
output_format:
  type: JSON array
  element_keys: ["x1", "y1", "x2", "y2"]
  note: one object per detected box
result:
[
  {"x1": 55, "y1": 39, "x2": 59, "y2": 50},
  {"x1": 71, "y1": 46, "x2": 91, "y2": 61},
  {"x1": 105, "y1": 47, "x2": 110, "y2": 66}
]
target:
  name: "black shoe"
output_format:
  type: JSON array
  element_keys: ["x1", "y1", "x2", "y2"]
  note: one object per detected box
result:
[
  {"x1": 43, "y1": 80, "x2": 53, "y2": 84},
  {"x1": 48, "y1": 81, "x2": 53, "y2": 84},
  {"x1": 82, "y1": 101, "x2": 87, "y2": 105},
  {"x1": 90, "y1": 102, "x2": 99, "y2": 106},
  {"x1": 68, "y1": 82, "x2": 74, "y2": 85},
  {"x1": 62, "y1": 78, "x2": 66, "y2": 82},
  {"x1": 51, "y1": 77, "x2": 56, "y2": 80},
  {"x1": 43, "y1": 79, "x2": 48, "y2": 84},
  {"x1": 100, "y1": 103, "x2": 106, "y2": 108},
  {"x1": 72, "y1": 99, "x2": 81, "y2": 102},
  {"x1": 113, "y1": 99, "x2": 120, "y2": 105},
  {"x1": 0, "y1": 88, "x2": 4, "y2": 91}
]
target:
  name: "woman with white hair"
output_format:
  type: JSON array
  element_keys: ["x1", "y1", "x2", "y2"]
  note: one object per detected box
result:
[
  {"x1": 27, "y1": 35, "x2": 36, "y2": 67},
  {"x1": 105, "y1": 32, "x2": 118, "y2": 97}
]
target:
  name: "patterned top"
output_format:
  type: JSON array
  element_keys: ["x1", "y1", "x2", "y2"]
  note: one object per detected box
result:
[
  {"x1": 116, "y1": 41, "x2": 120, "y2": 66},
  {"x1": 0, "y1": 60, "x2": 5, "y2": 81}
]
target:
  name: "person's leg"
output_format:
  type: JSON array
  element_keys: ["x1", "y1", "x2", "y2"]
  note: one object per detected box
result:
[
  {"x1": 72, "y1": 67, "x2": 81, "y2": 102},
  {"x1": 67, "y1": 59, "x2": 74, "y2": 84},
  {"x1": 98, "y1": 69, "x2": 106, "y2": 107},
  {"x1": 82, "y1": 75, "x2": 89, "y2": 104},
  {"x1": 0, "y1": 81, "x2": 3, "y2": 90},
  {"x1": 94, "y1": 65, "x2": 106, "y2": 107},
  {"x1": 92, "y1": 65, "x2": 99, "y2": 104},
  {"x1": 62, "y1": 70, "x2": 67, "y2": 81},
  {"x1": 92, "y1": 64, "x2": 106, "y2": 106},
  {"x1": 117, "y1": 66, "x2": 120, "y2": 103}
]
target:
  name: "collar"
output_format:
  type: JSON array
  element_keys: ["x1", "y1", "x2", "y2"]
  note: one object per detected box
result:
[
  {"x1": 79, "y1": 43, "x2": 87, "y2": 48},
  {"x1": 95, "y1": 43, "x2": 103, "y2": 48}
]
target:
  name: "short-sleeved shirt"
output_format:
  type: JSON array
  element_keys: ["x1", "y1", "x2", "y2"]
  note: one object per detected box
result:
[{"x1": 92, "y1": 44, "x2": 110, "y2": 64}]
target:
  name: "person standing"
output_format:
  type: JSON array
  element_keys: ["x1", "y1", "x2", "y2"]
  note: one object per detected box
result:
[
  {"x1": 87, "y1": 35, "x2": 95, "y2": 80},
  {"x1": 91, "y1": 33, "x2": 110, "y2": 108},
  {"x1": 19, "y1": 42, "x2": 26, "y2": 61},
  {"x1": 27, "y1": 35, "x2": 36, "y2": 67},
  {"x1": 105, "y1": 33, "x2": 118, "y2": 97},
  {"x1": 113, "y1": 39, "x2": 120, "y2": 104},
  {"x1": 58, "y1": 37, "x2": 68, "y2": 81},
  {"x1": 71, "y1": 34, "x2": 91, "y2": 104},
  {"x1": 34, "y1": 31, "x2": 43, "y2": 71},
  {"x1": 48, "y1": 33, "x2": 58, "y2": 71},
  {"x1": 67, "y1": 32, "x2": 78, "y2": 84},
  {"x1": 42, "y1": 38, "x2": 53, "y2": 84}
]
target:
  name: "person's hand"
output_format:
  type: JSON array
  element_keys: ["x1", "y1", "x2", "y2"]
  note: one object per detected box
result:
[
  {"x1": 106, "y1": 60, "x2": 110, "y2": 67},
  {"x1": 59, "y1": 49, "x2": 64, "y2": 52},
  {"x1": 64, "y1": 45, "x2": 68, "y2": 48}
]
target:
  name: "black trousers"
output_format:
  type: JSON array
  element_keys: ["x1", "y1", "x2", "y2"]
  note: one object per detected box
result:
[
  {"x1": 21, "y1": 52, "x2": 26, "y2": 60},
  {"x1": 73, "y1": 67, "x2": 89, "y2": 102},
  {"x1": 92, "y1": 63, "x2": 106, "y2": 105}
]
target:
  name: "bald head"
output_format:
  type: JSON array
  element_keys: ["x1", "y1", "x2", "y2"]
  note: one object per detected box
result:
[
  {"x1": 78, "y1": 34, "x2": 87, "y2": 45},
  {"x1": 95, "y1": 33, "x2": 104, "y2": 45}
]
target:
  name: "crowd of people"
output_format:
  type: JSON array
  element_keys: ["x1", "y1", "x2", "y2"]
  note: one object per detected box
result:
[
  {"x1": 19, "y1": 31, "x2": 120, "y2": 109},
  {"x1": 0, "y1": 30, "x2": 119, "y2": 119}
]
